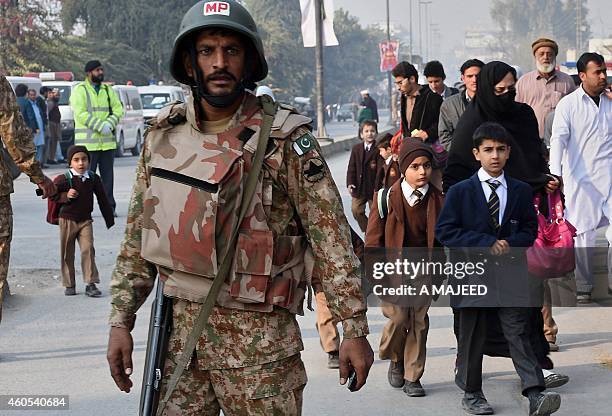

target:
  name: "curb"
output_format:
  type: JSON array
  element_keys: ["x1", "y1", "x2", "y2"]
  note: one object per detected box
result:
[{"x1": 318, "y1": 127, "x2": 396, "y2": 158}]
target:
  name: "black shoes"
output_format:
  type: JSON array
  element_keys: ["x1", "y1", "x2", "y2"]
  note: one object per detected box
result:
[
  {"x1": 387, "y1": 360, "x2": 405, "y2": 388},
  {"x1": 529, "y1": 392, "x2": 561, "y2": 416},
  {"x1": 64, "y1": 287, "x2": 76, "y2": 296},
  {"x1": 403, "y1": 380, "x2": 426, "y2": 397},
  {"x1": 85, "y1": 283, "x2": 101, "y2": 297},
  {"x1": 462, "y1": 391, "x2": 494, "y2": 415},
  {"x1": 327, "y1": 351, "x2": 339, "y2": 369},
  {"x1": 576, "y1": 291, "x2": 592, "y2": 304},
  {"x1": 544, "y1": 372, "x2": 569, "y2": 389}
]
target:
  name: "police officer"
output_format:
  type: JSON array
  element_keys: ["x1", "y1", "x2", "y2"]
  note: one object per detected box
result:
[
  {"x1": 70, "y1": 60, "x2": 123, "y2": 215},
  {"x1": 0, "y1": 75, "x2": 56, "y2": 325},
  {"x1": 106, "y1": 1, "x2": 374, "y2": 414}
]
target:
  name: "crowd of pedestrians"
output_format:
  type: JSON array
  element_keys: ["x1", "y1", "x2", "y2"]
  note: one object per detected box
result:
[{"x1": 335, "y1": 37, "x2": 610, "y2": 415}]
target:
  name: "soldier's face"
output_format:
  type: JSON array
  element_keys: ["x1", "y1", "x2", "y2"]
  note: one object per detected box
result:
[{"x1": 188, "y1": 31, "x2": 246, "y2": 96}]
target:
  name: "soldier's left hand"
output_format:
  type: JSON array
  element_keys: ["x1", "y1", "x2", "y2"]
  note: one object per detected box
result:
[
  {"x1": 37, "y1": 176, "x2": 57, "y2": 199},
  {"x1": 338, "y1": 336, "x2": 374, "y2": 392}
]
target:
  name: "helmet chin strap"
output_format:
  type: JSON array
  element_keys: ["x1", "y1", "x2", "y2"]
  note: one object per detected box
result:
[{"x1": 188, "y1": 45, "x2": 247, "y2": 108}]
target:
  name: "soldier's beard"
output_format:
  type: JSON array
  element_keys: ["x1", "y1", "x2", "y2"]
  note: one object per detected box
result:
[{"x1": 536, "y1": 60, "x2": 556, "y2": 74}]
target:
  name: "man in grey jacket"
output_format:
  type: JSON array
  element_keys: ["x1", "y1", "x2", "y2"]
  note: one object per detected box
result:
[{"x1": 438, "y1": 59, "x2": 484, "y2": 150}]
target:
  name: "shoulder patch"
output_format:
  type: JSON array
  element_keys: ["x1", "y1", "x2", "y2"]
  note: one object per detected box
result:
[
  {"x1": 292, "y1": 132, "x2": 317, "y2": 156},
  {"x1": 302, "y1": 156, "x2": 326, "y2": 182}
]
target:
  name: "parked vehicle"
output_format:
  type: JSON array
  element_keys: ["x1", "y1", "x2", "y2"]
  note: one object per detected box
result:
[
  {"x1": 336, "y1": 103, "x2": 353, "y2": 122},
  {"x1": 112, "y1": 85, "x2": 145, "y2": 157},
  {"x1": 6, "y1": 76, "x2": 43, "y2": 95},
  {"x1": 42, "y1": 80, "x2": 80, "y2": 155},
  {"x1": 138, "y1": 85, "x2": 185, "y2": 124}
]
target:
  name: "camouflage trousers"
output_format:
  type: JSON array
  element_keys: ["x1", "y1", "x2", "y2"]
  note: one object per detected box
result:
[
  {"x1": 159, "y1": 299, "x2": 308, "y2": 416},
  {"x1": 0, "y1": 196, "x2": 13, "y2": 325}
]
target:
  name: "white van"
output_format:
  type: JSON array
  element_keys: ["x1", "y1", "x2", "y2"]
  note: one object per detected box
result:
[
  {"x1": 6, "y1": 76, "x2": 43, "y2": 96},
  {"x1": 112, "y1": 85, "x2": 145, "y2": 157},
  {"x1": 138, "y1": 85, "x2": 185, "y2": 123},
  {"x1": 42, "y1": 80, "x2": 80, "y2": 155}
]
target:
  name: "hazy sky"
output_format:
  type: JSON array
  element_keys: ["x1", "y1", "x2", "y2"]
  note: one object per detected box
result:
[{"x1": 333, "y1": 0, "x2": 610, "y2": 82}]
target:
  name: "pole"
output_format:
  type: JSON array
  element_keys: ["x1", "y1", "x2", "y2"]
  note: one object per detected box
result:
[
  {"x1": 576, "y1": 0, "x2": 582, "y2": 52},
  {"x1": 418, "y1": 2, "x2": 422, "y2": 63},
  {"x1": 314, "y1": 0, "x2": 328, "y2": 138},
  {"x1": 409, "y1": 0, "x2": 413, "y2": 62},
  {"x1": 386, "y1": 0, "x2": 393, "y2": 124},
  {"x1": 419, "y1": 1, "x2": 432, "y2": 63}
]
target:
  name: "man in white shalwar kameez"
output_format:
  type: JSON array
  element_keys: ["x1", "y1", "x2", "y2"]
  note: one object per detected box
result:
[{"x1": 550, "y1": 52, "x2": 611, "y2": 303}]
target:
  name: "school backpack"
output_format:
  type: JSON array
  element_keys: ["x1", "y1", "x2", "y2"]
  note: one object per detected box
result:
[
  {"x1": 46, "y1": 171, "x2": 72, "y2": 225},
  {"x1": 376, "y1": 187, "x2": 392, "y2": 219}
]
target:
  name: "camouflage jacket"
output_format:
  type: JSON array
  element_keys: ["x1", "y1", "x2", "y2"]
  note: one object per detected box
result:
[
  {"x1": 0, "y1": 75, "x2": 45, "y2": 196},
  {"x1": 109, "y1": 92, "x2": 369, "y2": 369}
]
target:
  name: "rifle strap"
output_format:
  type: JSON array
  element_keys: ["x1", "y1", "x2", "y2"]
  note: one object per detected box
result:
[{"x1": 156, "y1": 95, "x2": 277, "y2": 415}]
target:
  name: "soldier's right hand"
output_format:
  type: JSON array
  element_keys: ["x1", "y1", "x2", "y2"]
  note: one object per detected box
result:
[
  {"x1": 37, "y1": 176, "x2": 57, "y2": 199},
  {"x1": 107, "y1": 327, "x2": 134, "y2": 393}
]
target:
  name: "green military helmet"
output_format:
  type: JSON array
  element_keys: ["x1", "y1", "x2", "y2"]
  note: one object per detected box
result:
[{"x1": 170, "y1": 0, "x2": 268, "y2": 85}]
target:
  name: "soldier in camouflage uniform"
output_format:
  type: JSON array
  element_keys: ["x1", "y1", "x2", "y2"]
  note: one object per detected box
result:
[
  {"x1": 106, "y1": 1, "x2": 374, "y2": 415},
  {"x1": 0, "y1": 74, "x2": 56, "y2": 324}
]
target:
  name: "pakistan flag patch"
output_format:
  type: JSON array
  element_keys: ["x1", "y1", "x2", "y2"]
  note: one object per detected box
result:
[{"x1": 292, "y1": 132, "x2": 316, "y2": 156}]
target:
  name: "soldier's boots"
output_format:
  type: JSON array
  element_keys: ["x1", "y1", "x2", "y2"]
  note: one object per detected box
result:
[
  {"x1": 327, "y1": 351, "x2": 339, "y2": 369},
  {"x1": 387, "y1": 360, "x2": 405, "y2": 388},
  {"x1": 85, "y1": 283, "x2": 101, "y2": 297},
  {"x1": 64, "y1": 287, "x2": 76, "y2": 296},
  {"x1": 403, "y1": 380, "x2": 426, "y2": 397}
]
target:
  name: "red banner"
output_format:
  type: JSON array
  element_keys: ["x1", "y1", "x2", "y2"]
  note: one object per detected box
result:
[{"x1": 379, "y1": 40, "x2": 399, "y2": 72}]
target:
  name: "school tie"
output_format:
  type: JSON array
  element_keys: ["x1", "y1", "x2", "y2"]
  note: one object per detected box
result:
[
  {"x1": 412, "y1": 189, "x2": 423, "y2": 205},
  {"x1": 486, "y1": 180, "x2": 501, "y2": 229}
]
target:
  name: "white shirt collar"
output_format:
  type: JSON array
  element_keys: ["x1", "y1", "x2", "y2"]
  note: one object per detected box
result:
[
  {"x1": 385, "y1": 155, "x2": 393, "y2": 165},
  {"x1": 364, "y1": 141, "x2": 374, "y2": 151},
  {"x1": 70, "y1": 168, "x2": 90, "y2": 181},
  {"x1": 477, "y1": 167, "x2": 507, "y2": 189},
  {"x1": 401, "y1": 180, "x2": 429, "y2": 207}
]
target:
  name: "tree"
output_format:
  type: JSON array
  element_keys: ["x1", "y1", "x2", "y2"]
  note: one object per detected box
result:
[
  {"x1": 246, "y1": 0, "x2": 386, "y2": 105},
  {"x1": 0, "y1": 0, "x2": 62, "y2": 74},
  {"x1": 490, "y1": 0, "x2": 590, "y2": 69},
  {"x1": 60, "y1": 0, "x2": 195, "y2": 82}
]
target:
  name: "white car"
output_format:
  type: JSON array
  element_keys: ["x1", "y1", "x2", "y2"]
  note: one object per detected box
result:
[
  {"x1": 112, "y1": 85, "x2": 145, "y2": 157},
  {"x1": 138, "y1": 85, "x2": 185, "y2": 124}
]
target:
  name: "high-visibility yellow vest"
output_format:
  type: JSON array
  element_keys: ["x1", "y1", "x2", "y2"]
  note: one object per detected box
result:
[{"x1": 70, "y1": 79, "x2": 124, "y2": 151}]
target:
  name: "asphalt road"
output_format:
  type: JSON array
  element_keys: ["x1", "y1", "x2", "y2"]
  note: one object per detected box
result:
[{"x1": 1, "y1": 132, "x2": 611, "y2": 415}]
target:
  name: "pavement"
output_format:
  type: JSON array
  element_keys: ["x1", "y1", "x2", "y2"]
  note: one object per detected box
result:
[{"x1": 1, "y1": 113, "x2": 611, "y2": 415}]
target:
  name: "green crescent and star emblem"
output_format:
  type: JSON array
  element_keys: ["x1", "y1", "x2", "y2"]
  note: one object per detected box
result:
[
  {"x1": 292, "y1": 132, "x2": 317, "y2": 156},
  {"x1": 302, "y1": 157, "x2": 326, "y2": 182}
]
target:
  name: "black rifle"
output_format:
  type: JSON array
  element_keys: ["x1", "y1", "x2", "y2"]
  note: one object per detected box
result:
[{"x1": 139, "y1": 280, "x2": 173, "y2": 416}]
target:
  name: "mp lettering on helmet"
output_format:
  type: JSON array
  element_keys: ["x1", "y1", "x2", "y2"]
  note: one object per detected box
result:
[{"x1": 204, "y1": 1, "x2": 230, "y2": 16}]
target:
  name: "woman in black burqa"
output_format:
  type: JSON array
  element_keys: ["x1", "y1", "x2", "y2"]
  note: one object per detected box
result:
[
  {"x1": 443, "y1": 61, "x2": 557, "y2": 193},
  {"x1": 442, "y1": 61, "x2": 566, "y2": 380}
]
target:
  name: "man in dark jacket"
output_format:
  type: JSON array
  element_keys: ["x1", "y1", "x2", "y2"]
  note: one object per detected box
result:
[
  {"x1": 424, "y1": 60, "x2": 459, "y2": 100},
  {"x1": 360, "y1": 90, "x2": 379, "y2": 122},
  {"x1": 438, "y1": 59, "x2": 484, "y2": 151},
  {"x1": 392, "y1": 62, "x2": 443, "y2": 144},
  {"x1": 15, "y1": 84, "x2": 38, "y2": 133},
  {"x1": 46, "y1": 89, "x2": 62, "y2": 164}
]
